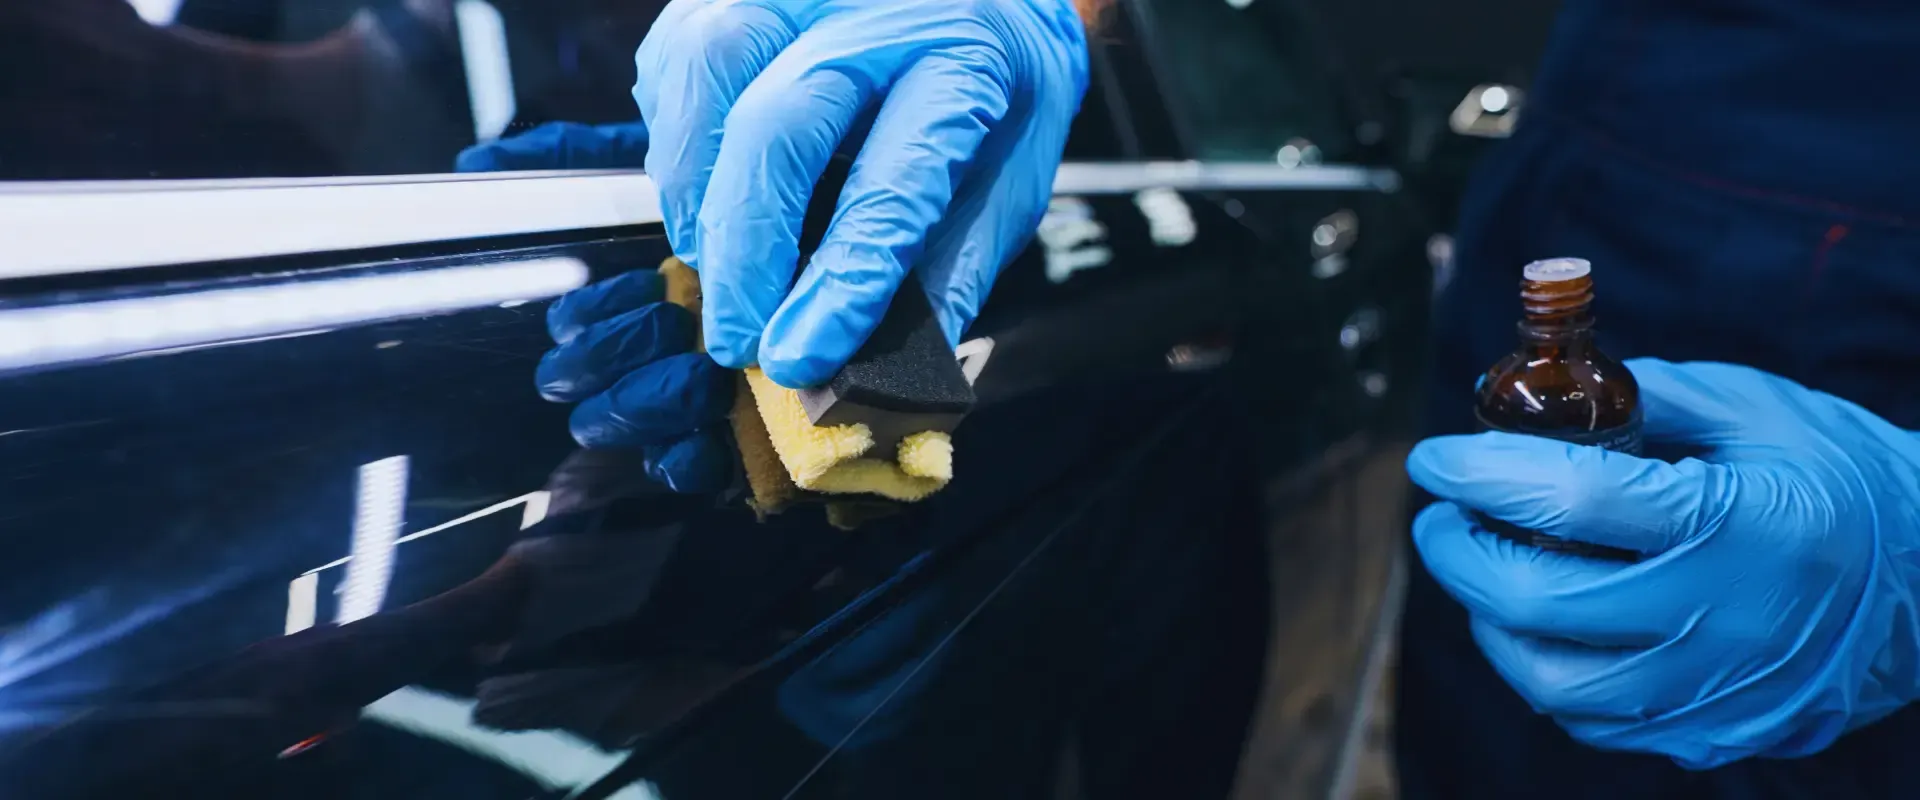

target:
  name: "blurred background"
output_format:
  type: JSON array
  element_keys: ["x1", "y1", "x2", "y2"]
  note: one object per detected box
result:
[
  {"x1": 0, "y1": 2, "x2": 1560, "y2": 798},
  {"x1": 0, "y1": 0, "x2": 1554, "y2": 201}
]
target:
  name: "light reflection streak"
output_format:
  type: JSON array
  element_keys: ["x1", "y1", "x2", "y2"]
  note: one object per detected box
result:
[
  {"x1": 301, "y1": 490, "x2": 549, "y2": 576},
  {"x1": 364, "y1": 686, "x2": 658, "y2": 799},
  {"x1": 0, "y1": 257, "x2": 589, "y2": 375},
  {"x1": 336, "y1": 457, "x2": 409, "y2": 625},
  {"x1": 0, "y1": 569, "x2": 246, "y2": 703}
]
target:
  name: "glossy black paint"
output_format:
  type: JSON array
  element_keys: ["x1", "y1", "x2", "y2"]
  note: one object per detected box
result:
[{"x1": 0, "y1": 3, "x2": 1445, "y2": 798}]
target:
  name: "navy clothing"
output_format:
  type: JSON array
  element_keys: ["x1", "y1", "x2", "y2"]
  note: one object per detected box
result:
[
  {"x1": 1397, "y1": 2, "x2": 1920, "y2": 795},
  {"x1": 1532, "y1": 0, "x2": 1920, "y2": 222}
]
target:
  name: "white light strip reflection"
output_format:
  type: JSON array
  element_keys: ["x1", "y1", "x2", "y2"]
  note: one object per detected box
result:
[
  {"x1": 519, "y1": 490, "x2": 551, "y2": 530},
  {"x1": 337, "y1": 457, "x2": 410, "y2": 625},
  {"x1": 0, "y1": 162, "x2": 1395, "y2": 280},
  {"x1": 128, "y1": 0, "x2": 186, "y2": 24},
  {"x1": 285, "y1": 573, "x2": 319, "y2": 635},
  {"x1": 455, "y1": 0, "x2": 518, "y2": 141},
  {"x1": 954, "y1": 336, "x2": 994, "y2": 386},
  {"x1": 303, "y1": 490, "x2": 547, "y2": 575},
  {"x1": 1052, "y1": 161, "x2": 1400, "y2": 194},
  {"x1": 0, "y1": 257, "x2": 588, "y2": 375},
  {"x1": 364, "y1": 686, "x2": 658, "y2": 799},
  {"x1": 0, "y1": 172, "x2": 660, "y2": 278},
  {"x1": 392, "y1": 490, "x2": 548, "y2": 547},
  {"x1": 292, "y1": 488, "x2": 546, "y2": 633}
]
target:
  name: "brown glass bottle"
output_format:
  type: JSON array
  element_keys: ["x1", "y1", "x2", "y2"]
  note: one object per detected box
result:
[{"x1": 1473, "y1": 257, "x2": 1641, "y2": 559}]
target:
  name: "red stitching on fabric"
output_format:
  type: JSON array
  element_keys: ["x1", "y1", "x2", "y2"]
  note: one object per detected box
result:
[
  {"x1": 1810, "y1": 224, "x2": 1850, "y2": 288},
  {"x1": 1579, "y1": 129, "x2": 1919, "y2": 229}
]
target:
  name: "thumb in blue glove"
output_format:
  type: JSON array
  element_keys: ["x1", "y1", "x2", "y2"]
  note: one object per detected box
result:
[
  {"x1": 1407, "y1": 358, "x2": 1920, "y2": 769},
  {"x1": 633, "y1": 0, "x2": 1091, "y2": 388},
  {"x1": 536, "y1": 269, "x2": 735, "y2": 493}
]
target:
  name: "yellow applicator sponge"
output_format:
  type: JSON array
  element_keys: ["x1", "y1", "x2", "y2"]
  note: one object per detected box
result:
[{"x1": 656, "y1": 259, "x2": 973, "y2": 524}]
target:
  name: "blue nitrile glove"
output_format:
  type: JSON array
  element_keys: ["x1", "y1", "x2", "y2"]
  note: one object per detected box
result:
[
  {"x1": 536, "y1": 269, "x2": 735, "y2": 493},
  {"x1": 454, "y1": 121, "x2": 649, "y2": 172},
  {"x1": 633, "y1": 0, "x2": 1090, "y2": 388},
  {"x1": 1407, "y1": 358, "x2": 1920, "y2": 769}
]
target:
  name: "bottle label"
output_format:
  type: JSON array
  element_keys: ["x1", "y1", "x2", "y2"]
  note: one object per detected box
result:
[
  {"x1": 1470, "y1": 408, "x2": 1644, "y2": 561},
  {"x1": 1473, "y1": 409, "x2": 1643, "y2": 455}
]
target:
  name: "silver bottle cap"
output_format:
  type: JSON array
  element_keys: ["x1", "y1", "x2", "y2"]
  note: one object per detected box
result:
[{"x1": 1522, "y1": 257, "x2": 1592, "y2": 283}]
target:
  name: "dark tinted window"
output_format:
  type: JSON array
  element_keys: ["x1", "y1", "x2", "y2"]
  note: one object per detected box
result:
[
  {"x1": 0, "y1": 0, "x2": 664, "y2": 180},
  {"x1": 1061, "y1": 46, "x2": 1129, "y2": 161},
  {"x1": 0, "y1": 0, "x2": 1141, "y2": 180},
  {"x1": 1129, "y1": 0, "x2": 1354, "y2": 163}
]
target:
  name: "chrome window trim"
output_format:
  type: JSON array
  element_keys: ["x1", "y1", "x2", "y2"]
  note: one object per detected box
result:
[{"x1": 0, "y1": 162, "x2": 1397, "y2": 280}]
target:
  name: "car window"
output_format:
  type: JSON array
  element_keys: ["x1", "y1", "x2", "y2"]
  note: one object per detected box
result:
[
  {"x1": 1128, "y1": 0, "x2": 1354, "y2": 164},
  {"x1": 0, "y1": 0, "x2": 1141, "y2": 181},
  {"x1": 1062, "y1": 46, "x2": 1131, "y2": 161},
  {"x1": 0, "y1": 0, "x2": 663, "y2": 180}
]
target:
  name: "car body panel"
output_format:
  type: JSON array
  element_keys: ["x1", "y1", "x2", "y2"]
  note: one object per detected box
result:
[{"x1": 0, "y1": 1, "x2": 1445, "y2": 797}]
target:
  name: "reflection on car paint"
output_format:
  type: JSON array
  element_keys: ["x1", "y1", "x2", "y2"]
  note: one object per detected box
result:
[
  {"x1": 1037, "y1": 195, "x2": 1113, "y2": 283},
  {"x1": 1133, "y1": 187, "x2": 1198, "y2": 247},
  {"x1": 0, "y1": 2, "x2": 1437, "y2": 797},
  {"x1": 0, "y1": 257, "x2": 589, "y2": 377}
]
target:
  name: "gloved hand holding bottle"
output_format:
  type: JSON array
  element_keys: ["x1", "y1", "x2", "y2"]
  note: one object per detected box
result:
[
  {"x1": 463, "y1": 0, "x2": 1091, "y2": 388},
  {"x1": 1407, "y1": 358, "x2": 1920, "y2": 769}
]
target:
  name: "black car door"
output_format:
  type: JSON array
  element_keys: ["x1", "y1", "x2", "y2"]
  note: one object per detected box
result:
[{"x1": 0, "y1": 2, "x2": 1436, "y2": 798}]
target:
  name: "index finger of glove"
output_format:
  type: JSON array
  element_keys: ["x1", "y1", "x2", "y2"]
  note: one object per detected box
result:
[
  {"x1": 1628, "y1": 358, "x2": 1855, "y2": 461},
  {"x1": 1624, "y1": 358, "x2": 1757, "y2": 447},
  {"x1": 1412, "y1": 503, "x2": 1685, "y2": 645},
  {"x1": 642, "y1": 430, "x2": 734, "y2": 495},
  {"x1": 758, "y1": 46, "x2": 1013, "y2": 388},
  {"x1": 694, "y1": 34, "x2": 881, "y2": 373},
  {"x1": 629, "y1": 0, "x2": 712, "y2": 122},
  {"x1": 1406, "y1": 431, "x2": 1718, "y2": 555},
  {"x1": 637, "y1": 2, "x2": 800, "y2": 268},
  {"x1": 547, "y1": 270, "x2": 666, "y2": 345},
  {"x1": 536, "y1": 302, "x2": 697, "y2": 403},
  {"x1": 904, "y1": 67, "x2": 1076, "y2": 350},
  {"x1": 569, "y1": 352, "x2": 734, "y2": 449}
]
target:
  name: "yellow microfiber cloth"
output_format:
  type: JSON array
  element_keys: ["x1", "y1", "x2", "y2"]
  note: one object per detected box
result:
[
  {"x1": 738, "y1": 368, "x2": 953, "y2": 501},
  {"x1": 656, "y1": 259, "x2": 958, "y2": 526}
]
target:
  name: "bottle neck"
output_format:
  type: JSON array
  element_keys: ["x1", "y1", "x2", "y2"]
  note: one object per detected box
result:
[
  {"x1": 1516, "y1": 275, "x2": 1596, "y2": 348},
  {"x1": 1517, "y1": 314, "x2": 1595, "y2": 349}
]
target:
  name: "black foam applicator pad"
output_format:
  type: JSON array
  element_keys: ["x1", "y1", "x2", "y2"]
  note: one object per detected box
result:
[
  {"x1": 796, "y1": 282, "x2": 976, "y2": 452},
  {"x1": 791, "y1": 156, "x2": 977, "y2": 452}
]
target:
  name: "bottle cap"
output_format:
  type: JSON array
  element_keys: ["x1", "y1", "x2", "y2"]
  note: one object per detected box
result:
[{"x1": 1522, "y1": 257, "x2": 1591, "y2": 283}]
